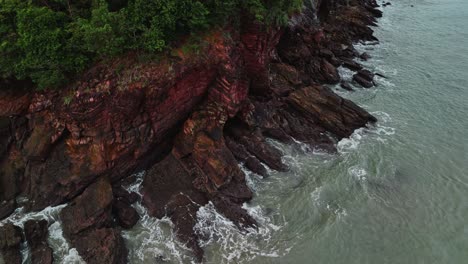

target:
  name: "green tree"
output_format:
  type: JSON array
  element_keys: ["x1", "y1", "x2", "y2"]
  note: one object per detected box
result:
[{"x1": 0, "y1": 0, "x2": 303, "y2": 89}]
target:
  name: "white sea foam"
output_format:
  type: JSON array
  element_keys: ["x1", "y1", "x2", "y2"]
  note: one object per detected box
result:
[
  {"x1": 122, "y1": 172, "x2": 194, "y2": 263},
  {"x1": 337, "y1": 111, "x2": 396, "y2": 154},
  {"x1": 194, "y1": 202, "x2": 288, "y2": 264},
  {"x1": 349, "y1": 166, "x2": 368, "y2": 182},
  {"x1": 0, "y1": 204, "x2": 85, "y2": 264},
  {"x1": 310, "y1": 186, "x2": 324, "y2": 206},
  {"x1": 48, "y1": 222, "x2": 85, "y2": 264},
  {"x1": 337, "y1": 128, "x2": 366, "y2": 153}
]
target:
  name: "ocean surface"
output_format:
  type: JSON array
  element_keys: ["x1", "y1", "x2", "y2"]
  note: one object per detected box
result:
[{"x1": 2, "y1": 0, "x2": 468, "y2": 263}]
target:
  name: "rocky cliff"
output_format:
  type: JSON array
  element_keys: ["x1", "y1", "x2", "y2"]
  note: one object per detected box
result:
[{"x1": 0, "y1": 0, "x2": 384, "y2": 263}]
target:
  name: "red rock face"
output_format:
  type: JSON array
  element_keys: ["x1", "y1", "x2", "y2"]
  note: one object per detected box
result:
[{"x1": 0, "y1": 0, "x2": 384, "y2": 262}]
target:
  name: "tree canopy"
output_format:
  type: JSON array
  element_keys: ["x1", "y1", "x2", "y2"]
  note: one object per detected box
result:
[{"x1": 0, "y1": 0, "x2": 302, "y2": 89}]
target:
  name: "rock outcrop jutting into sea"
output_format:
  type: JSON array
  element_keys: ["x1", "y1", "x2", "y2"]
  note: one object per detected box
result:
[{"x1": 0, "y1": 0, "x2": 384, "y2": 262}]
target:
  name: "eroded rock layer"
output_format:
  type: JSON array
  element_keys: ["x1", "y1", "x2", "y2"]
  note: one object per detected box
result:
[{"x1": 0, "y1": 0, "x2": 385, "y2": 262}]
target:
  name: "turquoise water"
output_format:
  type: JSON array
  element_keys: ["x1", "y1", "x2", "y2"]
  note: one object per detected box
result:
[{"x1": 199, "y1": 1, "x2": 468, "y2": 263}]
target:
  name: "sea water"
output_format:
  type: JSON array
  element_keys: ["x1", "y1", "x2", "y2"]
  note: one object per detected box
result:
[{"x1": 2, "y1": 0, "x2": 467, "y2": 263}]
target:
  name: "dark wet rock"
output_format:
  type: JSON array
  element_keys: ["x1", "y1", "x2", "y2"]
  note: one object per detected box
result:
[
  {"x1": 271, "y1": 63, "x2": 301, "y2": 86},
  {"x1": 24, "y1": 220, "x2": 53, "y2": 264},
  {"x1": 0, "y1": 117, "x2": 11, "y2": 161},
  {"x1": 343, "y1": 60, "x2": 363, "y2": 71},
  {"x1": 61, "y1": 178, "x2": 127, "y2": 264},
  {"x1": 288, "y1": 86, "x2": 377, "y2": 139},
  {"x1": 375, "y1": 72, "x2": 388, "y2": 78},
  {"x1": 225, "y1": 136, "x2": 250, "y2": 162},
  {"x1": 0, "y1": 200, "x2": 16, "y2": 221},
  {"x1": 113, "y1": 199, "x2": 139, "y2": 229},
  {"x1": 245, "y1": 156, "x2": 267, "y2": 177},
  {"x1": 211, "y1": 194, "x2": 257, "y2": 229},
  {"x1": 166, "y1": 194, "x2": 204, "y2": 263},
  {"x1": 357, "y1": 69, "x2": 375, "y2": 82},
  {"x1": 142, "y1": 154, "x2": 208, "y2": 262},
  {"x1": 236, "y1": 131, "x2": 288, "y2": 172},
  {"x1": 73, "y1": 228, "x2": 127, "y2": 264},
  {"x1": 0, "y1": 223, "x2": 23, "y2": 264},
  {"x1": 359, "y1": 52, "x2": 372, "y2": 61},
  {"x1": 112, "y1": 186, "x2": 139, "y2": 205},
  {"x1": 353, "y1": 74, "x2": 374, "y2": 88},
  {"x1": 340, "y1": 81, "x2": 354, "y2": 91},
  {"x1": 319, "y1": 59, "x2": 341, "y2": 84},
  {"x1": 0, "y1": 152, "x2": 21, "y2": 217},
  {"x1": 61, "y1": 178, "x2": 114, "y2": 236}
]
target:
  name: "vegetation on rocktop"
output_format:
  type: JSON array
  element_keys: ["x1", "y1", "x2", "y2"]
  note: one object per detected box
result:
[{"x1": 0, "y1": 0, "x2": 302, "y2": 89}]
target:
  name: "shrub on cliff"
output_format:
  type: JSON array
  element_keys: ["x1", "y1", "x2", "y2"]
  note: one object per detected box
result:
[{"x1": 0, "y1": 0, "x2": 302, "y2": 89}]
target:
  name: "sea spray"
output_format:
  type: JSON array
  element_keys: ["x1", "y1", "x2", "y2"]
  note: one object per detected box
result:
[
  {"x1": 0, "y1": 204, "x2": 85, "y2": 264},
  {"x1": 122, "y1": 172, "x2": 194, "y2": 263}
]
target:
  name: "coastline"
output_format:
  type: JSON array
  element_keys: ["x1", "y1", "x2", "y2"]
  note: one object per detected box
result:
[{"x1": 0, "y1": 1, "x2": 387, "y2": 263}]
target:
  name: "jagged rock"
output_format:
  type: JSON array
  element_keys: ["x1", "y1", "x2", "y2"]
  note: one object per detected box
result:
[
  {"x1": 61, "y1": 178, "x2": 113, "y2": 236},
  {"x1": 341, "y1": 81, "x2": 354, "y2": 91},
  {"x1": 113, "y1": 199, "x2": 139, "y2": 229},
  {"x1": 142, "y1": 154, "x2": 208, "y2": 262},
  {"x1": 0, "y1": 117, "x2": 11, "y2": 161},
  {"x1": 61, "y1": 178, "x2": 127, "y2": 264},
  {"x1": 73, "y1": 228, "x2": 127, "y2": 264},
  {"x1": 245, "y1": 156, "x2": 267, "y2": 177},
  {"x1": 225, "y1": 136, "x2": 250, "y2": 161},
  {"x1": 112, "y1": 186, "x2": 139, "y2": 205},
  {"x1": 360, "y1": 52, "x2": 372, "y2": 61},
  {"x1": 24, "y1": 220, "x2": 53, "y2": 264},
  {"x1": 234, "y1": 130, "x2": 288, "y2": 172},
  {"x1": 353, "y1": 69, "x2": 375, "y2": 88},
  {"x1": 343, "y1": 59, "x2": 363, "y2": 71},
  {"x1": 0, "y1": 223, "x2": 23, "y2": 264},
  {"x1": 271, "y1": 63, "x2": 302, "y2": 86},
  {"x1": 319, "y1": 49, "x2": 335, "y2": 60},
  {"x1": 0, "y1": 200, "x2": 15, "y2": 221},
  {"x1": 288, "y1": 86, "x2": 377, "y2": 138},
  {"x1": 353, "y1": 74, "x2": 374, "y2": 88},
  {"x1": 357, "y1": 69, "x2": 375, "y2": 82}
]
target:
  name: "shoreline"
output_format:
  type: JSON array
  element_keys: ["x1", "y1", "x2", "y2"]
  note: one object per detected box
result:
[{"x1": 0, "y1": 1, "x2": 388, "y2": 263}]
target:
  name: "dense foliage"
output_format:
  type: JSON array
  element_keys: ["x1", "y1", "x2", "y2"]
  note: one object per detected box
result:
[{"x1": 0, "y1": 0, "x2": 302, "y2": 89}]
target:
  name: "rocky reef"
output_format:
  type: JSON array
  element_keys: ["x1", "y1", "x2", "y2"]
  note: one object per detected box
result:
[{"x1": 0, "y1": 0, "x2": 385, "y2": 262}]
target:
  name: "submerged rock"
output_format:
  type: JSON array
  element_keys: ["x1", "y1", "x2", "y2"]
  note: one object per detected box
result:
[{"x1": 341, "y1": 81, "x2": 354, "y2": 91}]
